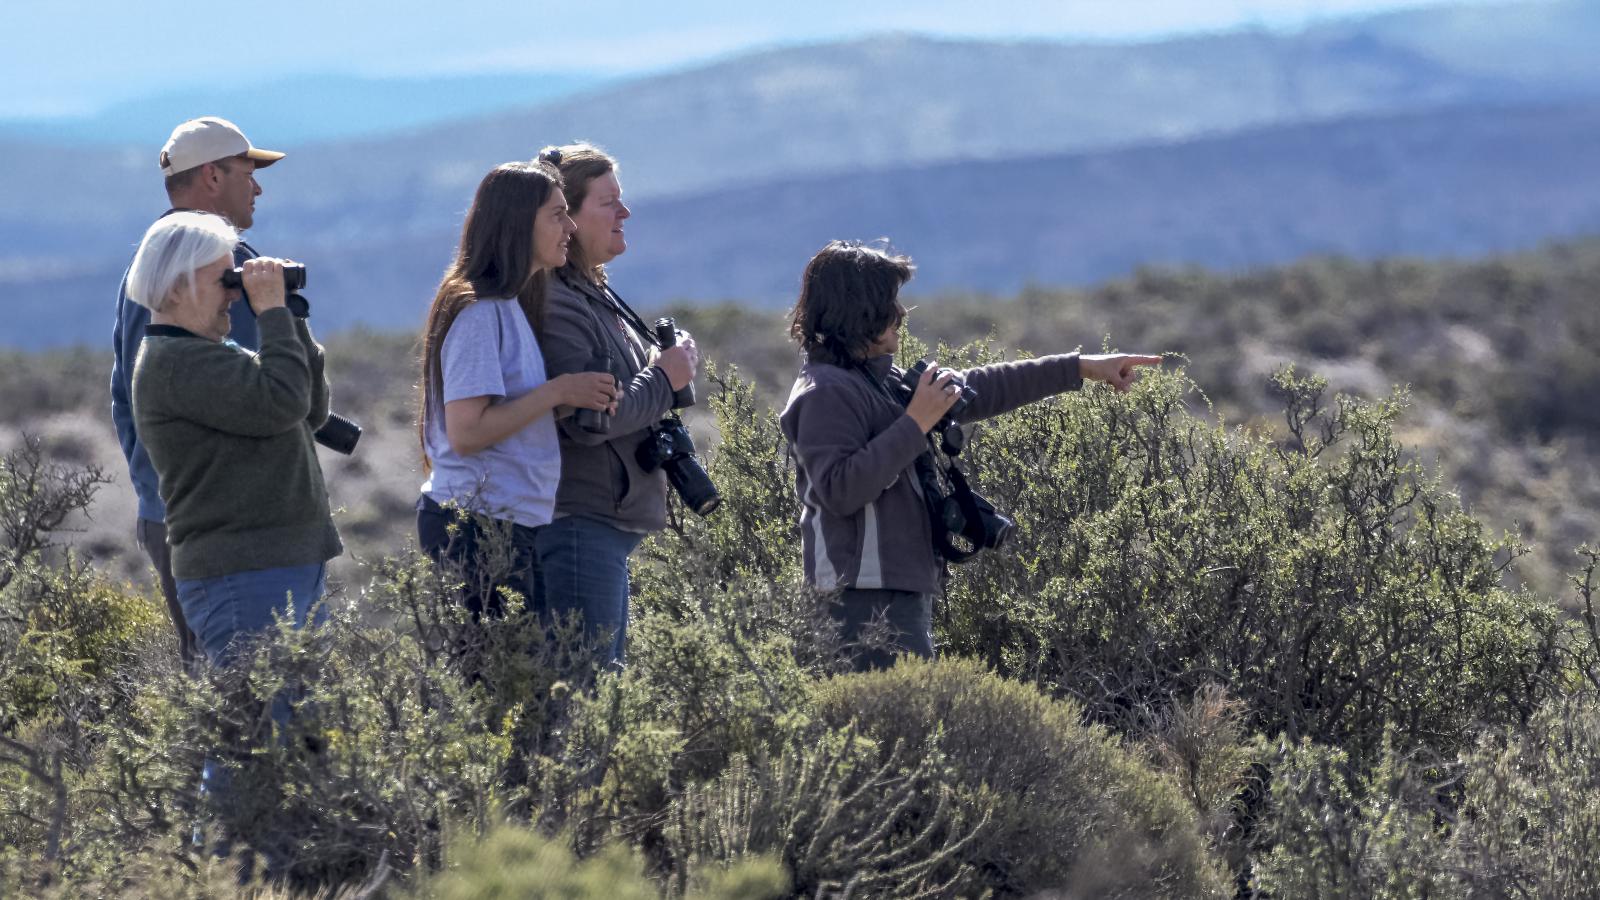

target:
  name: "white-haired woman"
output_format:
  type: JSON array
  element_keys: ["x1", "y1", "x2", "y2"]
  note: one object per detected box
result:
[{"x1": 127, "y1": 210, "x2": 341, "y2": 670}]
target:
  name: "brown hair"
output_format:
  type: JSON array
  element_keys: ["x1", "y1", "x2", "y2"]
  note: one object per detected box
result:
[
  {"x1": 538, "y1": 143, "x2": 617, "y2": 286},
  {"x1": 789, "y1": 240, "x2": 914, "y2": 366},
  {"x1": 418, "y1": 160, "x2": 563, "y2": 470}
]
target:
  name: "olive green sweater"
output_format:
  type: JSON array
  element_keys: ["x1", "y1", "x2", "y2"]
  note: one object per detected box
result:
[{"x1": 131, "y1": 308, "x2": 342, "y2": 579}]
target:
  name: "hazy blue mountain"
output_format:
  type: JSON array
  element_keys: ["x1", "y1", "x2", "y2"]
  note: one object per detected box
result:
[
  {"x1": 0, "y1": 71, "x2": 611, "y2": 146},
  {"x1": 603, "y1": 101, "x2": 1600, "y2": 306},
  {"x1": 13, "y1": 100, "x2": 1599, "y2": 348},
  {"x1": 5, "y1": 1, "x2": 1599, "y2": 347},
  {"x1": 1319, "y1": 0, "x2": 1600, "y2": 91}
]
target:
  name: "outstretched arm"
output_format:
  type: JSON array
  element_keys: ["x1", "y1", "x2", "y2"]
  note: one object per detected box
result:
[{"x1": 1079, "y1": 353, "x2": 1163, "y2": 391}]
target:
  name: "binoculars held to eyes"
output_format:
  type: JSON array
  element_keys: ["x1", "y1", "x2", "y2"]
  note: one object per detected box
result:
[
  {"x1": 218, "y1": 259, "x2": 360, "y2": 455},
  {"x1": 221, "y1": 262, "x2": 308, "y2": 293}
]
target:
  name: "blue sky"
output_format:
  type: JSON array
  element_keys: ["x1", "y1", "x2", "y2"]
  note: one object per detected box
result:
[{"x1": 7, "y1": 0, "x2": 1481, "y2": 117}]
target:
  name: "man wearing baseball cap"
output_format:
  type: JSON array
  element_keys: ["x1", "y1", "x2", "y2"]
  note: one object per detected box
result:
[{"x1": 109, "y1": 116, "x2": 285, "y2": 672}]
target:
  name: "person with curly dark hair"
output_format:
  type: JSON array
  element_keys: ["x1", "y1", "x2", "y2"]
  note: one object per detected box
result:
[{"x1": 782, "y1": 240, "x2": 1162, "y2": 670}]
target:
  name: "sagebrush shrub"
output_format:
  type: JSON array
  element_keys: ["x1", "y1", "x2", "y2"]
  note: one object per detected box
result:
[
  {"x1": 809, "y1": 657, "x2": 1230, "y2": 898},
  {"x1": 944, "y1": 361, "x2": 1570, "y2": 770}
]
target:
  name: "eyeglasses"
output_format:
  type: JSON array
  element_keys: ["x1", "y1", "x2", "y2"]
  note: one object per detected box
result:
[{"x1": 539, "y1": 147, "x2": 563, "y2": 166}]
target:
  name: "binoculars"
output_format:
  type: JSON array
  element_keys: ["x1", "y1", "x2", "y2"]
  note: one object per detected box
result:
[{"x1": 221, "y1": 262, "x2": 307, "y2": 292}]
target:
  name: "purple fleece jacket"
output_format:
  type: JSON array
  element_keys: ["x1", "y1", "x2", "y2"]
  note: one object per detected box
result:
[{"x1": 780, "y1": 351, "x2": 1081, "y2": 594}]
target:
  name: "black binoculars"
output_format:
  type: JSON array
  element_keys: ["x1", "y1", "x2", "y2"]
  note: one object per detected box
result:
[
  {"x1": 655, "y1": 316, "x2": 695, "y2": 409},
  {"x1": 221, "y1": 262, "x2": 307, "y2": 292}
]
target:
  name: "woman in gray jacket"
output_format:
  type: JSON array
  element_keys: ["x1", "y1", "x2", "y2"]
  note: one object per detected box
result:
[
  {"x1": 533, "y1": 144, "x2": 700, "y2": 665},
  {"x1": 781, "y1": 240, "x2": 1161, "y2": 670}
]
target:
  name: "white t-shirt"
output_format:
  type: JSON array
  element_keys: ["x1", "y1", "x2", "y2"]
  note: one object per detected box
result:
[{"x1": 420, "y1": 298, "x2": 560, "y2": 528}]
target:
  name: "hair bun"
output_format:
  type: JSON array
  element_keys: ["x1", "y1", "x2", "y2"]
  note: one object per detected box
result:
[{"x1": 538, "y1": 146, "x2": 563, "y2": 166}]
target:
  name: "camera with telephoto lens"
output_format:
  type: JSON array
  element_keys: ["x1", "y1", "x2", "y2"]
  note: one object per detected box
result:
[
  {"x1": 314, "y1": 413, "x2": 362, "y2": 455},
  {"x1": 891, "y1": 358, "x2": 1014, "y2": 560},
  {"x1": 636, "y1": 415, "x2": 720, "y2": 516},
  {"x1": 936, "y1": 469, "x2": 1014, "y2": 557}
]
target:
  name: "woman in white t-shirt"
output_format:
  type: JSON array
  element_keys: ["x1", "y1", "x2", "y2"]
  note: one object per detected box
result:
[{"x1": 416, "y1": 160, "x2": 617, "y2": 619}]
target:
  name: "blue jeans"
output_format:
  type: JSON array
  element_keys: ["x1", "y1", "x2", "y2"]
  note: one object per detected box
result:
[
  {"x1": 176, "y1": 563, "x2": 326, "y2": 845},
  {"x1": 534, "y1": 516, "x2": 644, "y2": 666},
  {"x1": 416, "y1": 495, "x2": 542, "y2": 620},
  {"x1": 177, "y1": 563, "x2": 328, "y2": 673}
]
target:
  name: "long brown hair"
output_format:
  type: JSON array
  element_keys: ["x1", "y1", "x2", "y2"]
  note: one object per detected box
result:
[
  {"x1": 418, "y1": 160, "x2": 562, "y2": 470},
  {"x1": 538, "y1": 143, "x2": 617, "y2": 287}
]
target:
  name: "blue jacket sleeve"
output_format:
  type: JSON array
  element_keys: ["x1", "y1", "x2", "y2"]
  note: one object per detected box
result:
[
  {"x1": 110, "y1": 269, "x2": 165, "y2": 521},
  {"x1": 227, "y1": 242, "x2": 261, "y2": 351}
]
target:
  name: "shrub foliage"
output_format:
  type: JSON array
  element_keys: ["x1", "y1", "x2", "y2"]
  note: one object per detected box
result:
[{"x1": 2, "y1": 347, "x2": 1596, "y2": 897}]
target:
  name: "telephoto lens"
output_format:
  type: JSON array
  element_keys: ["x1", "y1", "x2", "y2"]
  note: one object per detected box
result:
[
  {"x1": 574, "y1": 352, "x2": 612, "y2": 435},
  {"x1": 654, "y1": 317, "x2": 696, "y2": 408},
  {"x1": 635, "y1": 419, "x2": 721, "y2": 516},
  {"x1": 221, "y1": 262, "x2": 307, "y2": 292},
  {"x1": 313, "y1": 412, "x2": 362, "y2": 455}
]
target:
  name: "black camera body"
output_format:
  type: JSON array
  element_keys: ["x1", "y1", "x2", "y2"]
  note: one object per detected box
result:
[
  {"x1": 891, "y1": 358, "x2": 1014, "y2": 561},
  {"x1": 636, "y1": 416, "x2": 720, "y2": 516}
]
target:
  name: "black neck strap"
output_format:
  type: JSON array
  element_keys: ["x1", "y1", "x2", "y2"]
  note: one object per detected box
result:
[{"x1": 560, "y1": 271, "x2": 661, "y2": 349}]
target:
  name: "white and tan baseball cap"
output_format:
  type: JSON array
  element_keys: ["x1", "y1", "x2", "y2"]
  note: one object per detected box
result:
[{"x1": 158, "y1": 116, "x2": 285, "y2": 176}]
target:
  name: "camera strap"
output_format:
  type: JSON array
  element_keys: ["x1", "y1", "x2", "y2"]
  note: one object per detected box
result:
[
  {"x1": 596, "y1": 280, "x2": 664, "y2": 350},
  {"x1": 857, "y1": 363, "x2": 971, "y2": 566}
]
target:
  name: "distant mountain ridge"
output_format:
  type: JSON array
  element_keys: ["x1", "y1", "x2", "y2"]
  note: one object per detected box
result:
[
  {"x1": 0, "y1": 71, "x2": 613, "y2": 146},
  {"x1": 607, "y1": 100, "x2": 1600, "y2": 305},
  {"x1": 15, "y1": 99, "x2": 1600, "y2": 347},
  {"x1": 4, "y1": 1, "x2": 1598, "y2": 346}
]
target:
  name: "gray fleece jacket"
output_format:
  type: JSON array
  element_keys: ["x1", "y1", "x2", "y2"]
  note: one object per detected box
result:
[
  {"x1": 539, "y1": 272, "x2": 677, "y2": 533},
  {"x1": 780, "y1": 352, "x2": 1081, "y2": 594}
]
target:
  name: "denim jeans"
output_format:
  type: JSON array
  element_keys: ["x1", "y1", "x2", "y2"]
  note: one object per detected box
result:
[
  {"x1": 832, "y1": 588, "x2": 935, "y2": 672},
  {"x1": 177, "y1": 563, "x2": 328, "y2": 674},
  {"x1": 416, "y1": 495, "x2": 543, "y2": 619},
  {"x1": 534, "y1": 515, "x2": 644, "y2": 667},
  {"x1": 175, "y1": 562, "x2": 326, "y2": 847}
]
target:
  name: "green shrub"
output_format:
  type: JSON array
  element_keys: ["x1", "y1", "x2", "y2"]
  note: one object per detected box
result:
[
  {"x1": 1253, "y1": 691, "x2": 1600, "y2": 898},
  {"x1": 808, "y1": 657, "x2": 1230, "y2": 898},
  {"x1": 417, "y1": 825, "x2": 785, "y2": 900},
  {"x1": 944, "y1": 364, "x2": 1570, "y2": 771},
  {"x1": 0, "y1": 440, "x2": 165, "y2": 890},
  {"x1": 667, "y1": 727, "x2": 989, "y2": 898}
]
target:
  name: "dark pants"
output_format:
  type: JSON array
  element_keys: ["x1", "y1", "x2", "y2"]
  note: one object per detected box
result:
[
  {"x1": 833, "y1": 588, "x2": 934, "y2": 672},
  {"x1": 416, "y1": 495, "x2": 543, "y2": 619},
  {"x1": 136, "y1": 517, "x2": 200, "y2": 673},
  {"x1": 533, "y1": 515, "x2": 645, "y2": 668}
]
